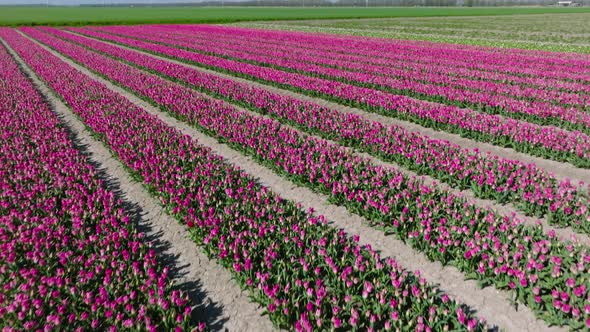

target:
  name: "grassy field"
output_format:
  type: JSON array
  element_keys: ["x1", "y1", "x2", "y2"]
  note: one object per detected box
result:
[
  {"x1": 235, "y1": 12, "x2": 590, "y2": 53},
  {"x1": 1, "y1": 6, "x2": 590, "y2": 26}
]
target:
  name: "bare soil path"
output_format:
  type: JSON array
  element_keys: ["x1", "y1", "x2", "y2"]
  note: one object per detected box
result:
[
  {"x1": 67, "y1": 29, "x2": 590, "y2": 186},
  {"x1": 25, "y1": 30, "x2": 566, "y2": 332},
  {"x1": 63, "y1": 30, "x2": 590, "y2": 245},
  {"x1": 2, "y1": 35, "x2": 277, "y2": 332}
]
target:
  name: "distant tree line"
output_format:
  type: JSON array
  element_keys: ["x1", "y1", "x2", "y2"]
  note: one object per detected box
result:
[
  {"x1": 78, "y1": 0, "x2": 589, "y2": 6},
  {"x1": 214, "y1": 0, "x2": 584, "y2": 5},
  {"x1": 186, "y1": 0, "x2": 588, "y2": 4}
]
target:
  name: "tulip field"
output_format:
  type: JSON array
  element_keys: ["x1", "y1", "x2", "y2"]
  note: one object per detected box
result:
[
  {"x1": 236, "y1": 13, "x2": 590, "y2": 54},
  {"x1": 1, "y1": 18, "x2": 590, "y2": 332}
]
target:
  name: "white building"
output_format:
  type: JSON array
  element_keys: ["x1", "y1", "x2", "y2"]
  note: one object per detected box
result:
[{"x1": 557, "y1": 0, "x2": 581, "y2": 5}]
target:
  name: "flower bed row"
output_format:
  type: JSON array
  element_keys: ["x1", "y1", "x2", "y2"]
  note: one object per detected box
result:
[
  {"x1": 0, "y1": 32, "x2": 195, "y2": 331},
  {"x1": 69, "y1": 27, "x2": 590, "y2": 169},
  {"x1": 43, "y1": 26, "x2": 590, "y2": 234},
  {"x1": 105, "y1": 25, "x2": 590, "y2": 115},
  {"x1": 160, "y1": 24, "x2": 590, "y2": 96},
  {"x1": 99, "y1": 24, "x2": 590, "y2": 85},
  {"x1": 177, "y1": 29, "x2": 590, "y2": 107},
  {"x1": 4, "y1": 28, "x2": 489, "y2": 332},
  {"x1": 24, "y1": 26, "x2": 590, "y2": 330}
]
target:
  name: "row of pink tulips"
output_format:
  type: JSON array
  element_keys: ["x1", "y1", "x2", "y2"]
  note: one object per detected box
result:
[
  {"x1": 0, "y1": 32, "x2": 195, "y2": 331},
  {"x1": 24, "y1": 26, "x2": 590, "y2": 330},
  {"x1": 4, "y1": 27, "x2": 489, "y2": 332},
  {"x1": 104, "y1": 25, "x2": 590, "y2": 116},
  {"x1": 43, "y1": 26, "x2": 590, "y2": 234},
  {"x1": 170, "y1": 28, "x2": 590, "y2": 107},
  {"x1": 159, "y1": 24, "x2": 590, "y2": 95},
  {"x1": 70, "y1": 27, "x2": 590, "y2": 168},
  {"x1": 137, "y1": 24, "x2": 590, "y2": 84}
]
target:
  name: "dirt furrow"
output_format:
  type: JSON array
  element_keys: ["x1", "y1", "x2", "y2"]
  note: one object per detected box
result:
[
  {"x1": 62, "y1": 30, "x2": 590, "y2": 246},
  {"x1": 31, "y1": 29, "x2": 566, "y2": 332},
  {"x1": 2, "y1": 34, "x2": 276, "y2": 332},
  {"x1": 72, "y1": 31, "x2": 590, "y2": 186}
]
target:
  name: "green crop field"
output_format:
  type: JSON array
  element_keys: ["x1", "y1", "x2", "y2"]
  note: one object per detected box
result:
[
  {"x1": 3, "y1": 1, "x2": 590, "y2": 331},
  {"x1": 1, "y1": 6, "x2": 589, "y2": 26},
  {"x1": 235, "y1": 11, "x2": 590, "y2": 53}
]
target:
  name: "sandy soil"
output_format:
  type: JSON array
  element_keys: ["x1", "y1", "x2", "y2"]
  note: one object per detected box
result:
[
  {"x1": 69, "y1": 33, "x2": 589, "y2": 245},
  {"x1": 26, "y1": 31, "x2": 570, "y2": 332},
  {"x1": 3, "y1": 34, "x2": 277, "y2": 332},
  {"x1": 78, "y1": 31, "x2": 590, "y2": 185}
]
